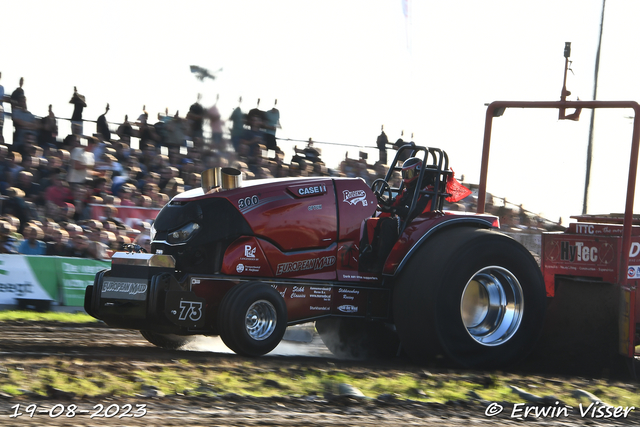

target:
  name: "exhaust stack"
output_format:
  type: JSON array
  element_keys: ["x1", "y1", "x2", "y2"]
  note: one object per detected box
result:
[{"x1": 201, "y1": 167, "x2": 242, "y2": 193}]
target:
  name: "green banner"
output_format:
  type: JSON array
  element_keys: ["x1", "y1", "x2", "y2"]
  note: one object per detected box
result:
[{"x1": 0, "y1": 256, "x2": 111, "y2": 308}]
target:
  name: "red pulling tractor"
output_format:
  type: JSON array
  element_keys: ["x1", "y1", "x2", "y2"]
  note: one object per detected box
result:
[{"x1": 85, "y1": 141, "x2": 547, "y2": 369}]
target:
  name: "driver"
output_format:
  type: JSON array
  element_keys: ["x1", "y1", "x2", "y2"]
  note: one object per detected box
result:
[{"x1": 360, "y1": 157, "x2": 433, "y2": 272}]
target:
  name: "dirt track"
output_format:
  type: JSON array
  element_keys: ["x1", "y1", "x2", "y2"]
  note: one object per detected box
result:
[{"x1": 0, "y1": 321, "x2": 638, "y2": 426}]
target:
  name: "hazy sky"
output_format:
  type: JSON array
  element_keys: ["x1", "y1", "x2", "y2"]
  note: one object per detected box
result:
[{"x1": 2, "y1": 0, "x2": 637, "y2": 222}]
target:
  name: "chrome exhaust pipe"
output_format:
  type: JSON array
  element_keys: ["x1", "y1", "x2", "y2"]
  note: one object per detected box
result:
[
  {"x1": 201, "y1": 167, "x2": 242, "y2": 193},
  {"x1": 220, "y1": 167, "x2": 242, "y2": 190}
]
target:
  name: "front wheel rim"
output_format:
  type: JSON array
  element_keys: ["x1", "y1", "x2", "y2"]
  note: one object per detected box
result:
[
  {"x1": 245, "y1": 300, "x2": 277, "y2": 341},
  {"x1": 460, "y1": 266, "x2": 524, "y2": 346}
]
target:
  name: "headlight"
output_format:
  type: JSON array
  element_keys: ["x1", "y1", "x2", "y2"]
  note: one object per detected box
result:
[
  {"x1": 149, "y1": 223, "x2": 157, "y2": 241},
  {"x1": 166, "y1": 222, "x2": 200, "y2": 244}
]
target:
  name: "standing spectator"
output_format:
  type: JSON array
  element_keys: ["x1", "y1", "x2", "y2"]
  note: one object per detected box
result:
[
  {"x1": 207, "y1": 96, "x2": 224, "y2": 150},
  {"x1": 238, "y1": 113, "x2": 265, "y2": 166},
  {"x1": 69, "y1": 86, "x2": 87, "y2": 136},
  {"x1": 137, "y1": 112, "x2": 159, "y2": 147},
  {"x1": 67, "y1": 136, "x2": 99, "y2": 184},
  {"x1": 18, "y1": 225, "x2": 46, "y2": 255},
  {"x1": 229, "y1": 97, "x2": 245, "y2": 151},
  {"x1": 263, "y1": 99, "x2": 281, "y2": 151},
  {"x1": 11, "y1": 95, "x2": 39, "y2": 154},
  {"x1": 97, "y1": 103, "x2": 111, "y2": 141},
  {"x1": 376, "y1": 125, "x2": 389, "y2": 165},
  {"x1": 39, "y1": 104, "x2": 58, "y2": 148},
  {"x1": 10, "y1": 77, "x2": 24, "y2": 107},
  {"x1": 116, "y1": 115, "x2": 133, "y2": 144},
  {"x1": 164, "y1": 111, "x2": 187, "y2": 147},
  {"x1": 187, "y1": 94, "x2": 204, "y2": 141},
  {"x1": 0, "y1": 220, "x2": 18, "y2": 254}
]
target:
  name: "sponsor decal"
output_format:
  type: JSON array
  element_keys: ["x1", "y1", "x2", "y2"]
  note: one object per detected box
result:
[
  {"x1": 339, "y1": 288, "x2": 359, "y2": 300},
  {"x1": 239, "y1": 244, "x2": 260, "y2": 262},
  {"x1": 341, "y1": 273, "x2": 378, "y2": 280},
  {"x1": 239, "y1": 245, "x2": 258, "y2": 261},
  {"x1": 297, "y1": 184, "x2": 327, "y2": 197},
  {"x1": 238, "y1": 195, "x2": 259, "y2": 210},
  {"x1": 310, "y1": 306, "x2": 330, "y2": 311},
  {"x1": 191, "y1": 278, "x2": 201, "y2": 285},
  {"x1": 308, "y1": 204, "x2": 322, "y2": 211},
  {"x1": 236, "y1": 264, "x2": 245, "y2": 273},
  {"x1": 628, "y1": 266, "x2": 640, "y2": 279},
  {"x1": 309, "y1": 286, "x2": 331, "y2": 301},
  {"x1": 156, "y1": 249, "x2": 164, "y2": 254},
  {"x1": 338, "y1": 305, "x2": 358, "y2": 313},
  {"x1": 244, "y1": 245, "x2": 256, "y2": 258},
  {"x1": 559, "y1": 241, "x2": 598, "y2": 263},
  {"x1": 102, "y1": 280, "x2": 148, "y2": 296},
  {"x1": 270, "y1": 284, "x2": 287, "y2": 299},
  {"x1": 291, "y1": 286, "x2": 306, "y2": 298},
  {"x1": 276, "y1": 256, "x2": 336, "y2": 275},
  {"x1": 342, "y1": 189, "x2": 368, "y2": 206}
]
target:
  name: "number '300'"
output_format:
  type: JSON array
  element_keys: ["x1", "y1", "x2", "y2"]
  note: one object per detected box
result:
[{"x1": 238, "y1": 196, "x2": 259, "y2": 209}]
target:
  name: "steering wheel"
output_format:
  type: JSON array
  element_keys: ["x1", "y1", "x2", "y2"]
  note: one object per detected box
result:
[{"x1": 371, "y1": 178, "x2": 393, "y2": 206}]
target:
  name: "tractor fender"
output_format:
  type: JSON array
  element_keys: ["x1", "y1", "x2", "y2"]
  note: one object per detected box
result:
[{"x1": 383, "y1": 216, "x2": 495, "y2": 277}]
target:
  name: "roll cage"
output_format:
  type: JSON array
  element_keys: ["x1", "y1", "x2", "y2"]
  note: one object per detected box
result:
[{"x1": 381, "y1": 144, "x2": 453, "y2": 234}]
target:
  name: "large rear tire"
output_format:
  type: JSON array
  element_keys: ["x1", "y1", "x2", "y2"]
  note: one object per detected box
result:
[
  {"x1": 140, "y1": 331, "x2": 195, "y2": 350},
  {"x1": 315, "y1": 317, "x2": 400, "y2": 359},
  {"x1": 218, "y1": 282, "x2": 287, "y2": 357},
  {"x1": 393, "y1": 227, "x2": 546, "y2": 368}
]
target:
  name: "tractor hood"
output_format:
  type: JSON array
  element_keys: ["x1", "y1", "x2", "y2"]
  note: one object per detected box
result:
[{"x1": 151, "y1": 176, "x2": 375, "y2": 274}]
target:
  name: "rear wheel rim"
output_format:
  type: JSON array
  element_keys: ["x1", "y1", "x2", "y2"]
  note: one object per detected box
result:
[
  {"x1": 245, "y1": 300, "x2": 277, "y2": 341},
  {"x1": 460, "y1": 266, "x2": 524, "y2": 346}
]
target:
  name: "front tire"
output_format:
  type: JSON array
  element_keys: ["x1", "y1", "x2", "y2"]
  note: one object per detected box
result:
[
  {"x1": 218, "y1": 282, "x2": 287, "y2": 357},
  {"x1": 393, "y1": 227, "x2": 546, "y2": 368}
]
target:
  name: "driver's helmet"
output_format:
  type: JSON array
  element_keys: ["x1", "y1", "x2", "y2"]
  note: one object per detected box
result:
[{"x1": 401, "y1": 157, "x2": 422, "y2": 184}]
